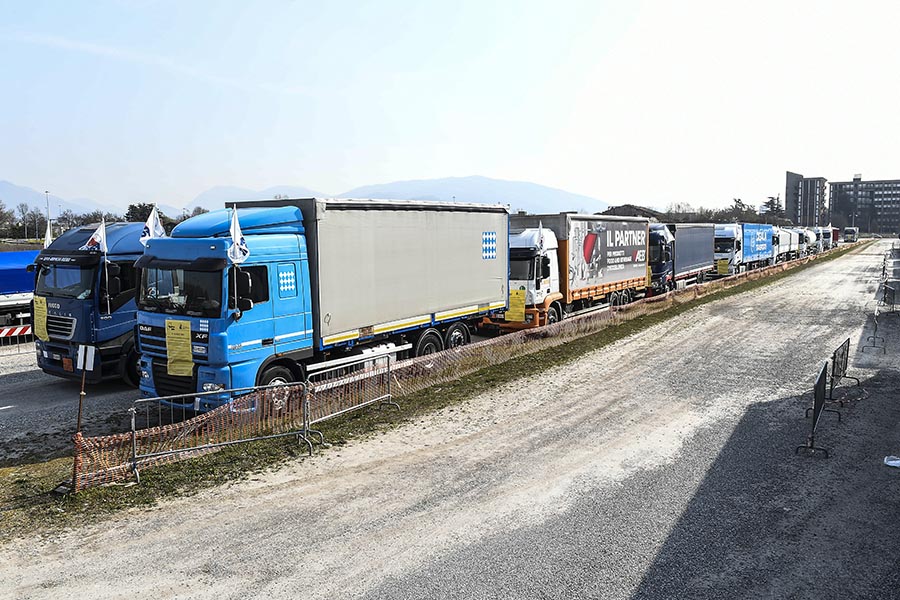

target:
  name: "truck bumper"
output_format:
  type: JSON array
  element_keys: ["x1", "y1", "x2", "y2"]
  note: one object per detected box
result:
[
  {"x1": 36, "y1": 340, "x2": 122, "y2": 384},
  {"x1": 139, "y1": 354, "x2": 235, "y2": 412},
  {"x1": 481, "y1": 307, "x2": 545, "y2": 332}
]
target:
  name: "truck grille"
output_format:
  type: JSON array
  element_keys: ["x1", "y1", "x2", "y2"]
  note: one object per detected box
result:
[
  {"x1": 138, "y1": 333, "x2": 167, "y2": 354},
  {"x1": 151, "y1": 362, "x2": 195, "y2": 398},
  {"x1": 46, "y1": 315, "x2": 76, "y2": 340}
]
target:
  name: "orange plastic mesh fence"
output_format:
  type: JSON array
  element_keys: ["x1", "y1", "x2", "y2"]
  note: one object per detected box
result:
[
  {"x1": 70, "y1": 252, "x2": 820, "y2": 491},
  {"x1": 307, "y1": 361, "x2": 392, "y2": 425},
  {"x1": 73, "y1": 384, "x2": 306, "y2": 491}
]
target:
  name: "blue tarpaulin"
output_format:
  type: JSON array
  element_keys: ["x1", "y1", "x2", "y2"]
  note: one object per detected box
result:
[{"x1": 0, "y1": 250, "x2": 39, "y2": 295}]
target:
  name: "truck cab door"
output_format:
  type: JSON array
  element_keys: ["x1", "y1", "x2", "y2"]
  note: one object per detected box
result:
[{"x1": 273, "y1": 261, "x2": 312, "y2": 353}]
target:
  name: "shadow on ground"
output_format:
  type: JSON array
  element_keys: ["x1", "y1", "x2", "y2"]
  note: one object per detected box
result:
[{"x1": 630, "y1": 368, "x2": 900, "y2": 600}]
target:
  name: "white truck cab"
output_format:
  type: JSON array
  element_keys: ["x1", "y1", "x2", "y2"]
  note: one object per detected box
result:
[
  {"x1": 508, "y1": 228, "x2": 560, "y2": 317},
  {"x1": 714, "y1": 223, "x2": 742, "y2": 275}
]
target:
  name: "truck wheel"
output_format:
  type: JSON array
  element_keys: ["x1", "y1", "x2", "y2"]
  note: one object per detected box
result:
[
  {"x1": 547, "y1": 306, "x2": 560, "y2": 325},
  {"x1": 414, "y1": 329, "x2": 444, "y2": 356},
  {"x1": 122, "y1": 349, "x2": 141, "y2": 388},
  {"x1": 443, "y1": 323, "x2": 470, "y2": 349},
  {"x1": 259, "y1": 365, "x2": 294, "y2": 386}
]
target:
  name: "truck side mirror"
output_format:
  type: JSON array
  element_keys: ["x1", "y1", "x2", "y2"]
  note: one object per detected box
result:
[
  {"x1": 541, "y1": 256, "x2": 551, "y2": 275},
  {"x1": 26, "y1": 264, "x2": 35, "y2": 273},
  {"x1": 237, "y1": 297, "x2": 254, "y2": 312},
  {"x1": 107, "y1": 277, "x2": 122, "y2": 296},
  {"x1": 236, "y1": 270, "x2": 252, "y2": 297},
  {"x1": 664, "y1": 249, "x2": 672, "y2": 262},
  {"x1": 106, "y1": 262, "x2": 121, "y2": 276}
]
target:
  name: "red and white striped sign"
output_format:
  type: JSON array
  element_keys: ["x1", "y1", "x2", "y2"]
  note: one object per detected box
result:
[{"x1": 0, "y1": 325, "x2": 32, "y2": 338}]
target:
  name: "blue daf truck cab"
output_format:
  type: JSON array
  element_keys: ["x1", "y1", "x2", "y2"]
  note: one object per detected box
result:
[
  {"x1": 31, "y1": 222, "x2": 145, "y2": 385},
  {"x1": 135, "y1": 199, "x2": 510, "y2": 410}
]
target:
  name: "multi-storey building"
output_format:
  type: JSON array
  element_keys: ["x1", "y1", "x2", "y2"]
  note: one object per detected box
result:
[
  {"x1": 830, "y1": 175, "x2": 900, "y2": 234},
  {"x1": 784, "y1": 172, "x2": 827, "y2": 226}
]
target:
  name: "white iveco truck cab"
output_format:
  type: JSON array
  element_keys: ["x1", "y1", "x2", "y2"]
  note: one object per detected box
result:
[{"x1": 508, "y1": 227, "x2": 561, "y2": 324}]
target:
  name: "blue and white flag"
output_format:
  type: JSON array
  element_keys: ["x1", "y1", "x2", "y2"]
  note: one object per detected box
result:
[
  {"x1": 79, "y1": 218, "x2": 108, "y2": 253},
  {"x1": 139, "y1": 205, "x2": 167, "y2": 247},
  {"x1": 227, "y1": 207, "x2": 249, "y2": 264}
]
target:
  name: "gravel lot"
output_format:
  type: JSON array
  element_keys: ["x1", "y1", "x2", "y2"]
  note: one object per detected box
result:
[{"x1": 2, "y1": 241, "x2": 899, "y2": 599}]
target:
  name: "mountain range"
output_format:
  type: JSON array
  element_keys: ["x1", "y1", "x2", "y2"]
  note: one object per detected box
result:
[{"x1": 0, "y1": 176, "x2": 608, "y2": 219}]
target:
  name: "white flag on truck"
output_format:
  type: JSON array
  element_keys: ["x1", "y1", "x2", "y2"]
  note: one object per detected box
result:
[
  {"x1": 227, "y1": 207, "x2": 249, "y2": 264},
  {"x1": 43, "y1": 219, "x2": 52, "y2": 249},
  {"x1": 79, "y1": 218, "x2": 108, "y2": 253},
  {"x1": 140, "y1": 205, "x2": 167, "y2": 247}
]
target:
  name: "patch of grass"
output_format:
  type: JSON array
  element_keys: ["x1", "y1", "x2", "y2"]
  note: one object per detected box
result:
[{"x1": 0, "y1": 242, "x2": 866, "y2": 541}]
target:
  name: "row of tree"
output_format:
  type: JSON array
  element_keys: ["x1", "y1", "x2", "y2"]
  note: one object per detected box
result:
[
  {"x1": 662, "y1": 197, "x2": 795, "y2": 226},
  {"x1": 0, "y1": 200, "x2": 208, "y2": 240}
]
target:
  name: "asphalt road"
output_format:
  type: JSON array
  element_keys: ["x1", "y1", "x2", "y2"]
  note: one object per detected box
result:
[{"x1": 2, "y1": 241, "x2": 900, "y2": 599}]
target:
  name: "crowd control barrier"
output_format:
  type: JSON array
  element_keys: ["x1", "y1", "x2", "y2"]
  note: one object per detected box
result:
[
  {"x1": 827, "y1": 338, "x2": 860, "y2": 406},
  {"x1": 797, "y1": 362, "x2": 840, "y2": 458}
]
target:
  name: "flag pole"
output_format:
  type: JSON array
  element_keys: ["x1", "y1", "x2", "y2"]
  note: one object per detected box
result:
[{"x1": 232, "y1": 205, "x2": 238, "y2": 314}]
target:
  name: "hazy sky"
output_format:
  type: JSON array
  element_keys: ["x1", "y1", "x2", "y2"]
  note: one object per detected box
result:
[{"x1": 2, "y1": 0, "x2": 899, "y2": 210}]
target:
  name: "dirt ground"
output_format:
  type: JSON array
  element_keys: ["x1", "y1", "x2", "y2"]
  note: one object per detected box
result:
[{"x1": 1, "y1": 241, "x2": 899, "y2": 599}]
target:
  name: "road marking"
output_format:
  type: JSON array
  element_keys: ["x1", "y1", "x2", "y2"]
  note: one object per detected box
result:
[{"x1": 0, "y1": 405, "x2": 14, "y2": 411}]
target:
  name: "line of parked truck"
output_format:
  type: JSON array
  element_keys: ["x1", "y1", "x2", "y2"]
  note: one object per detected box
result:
[{"x1": 18, "y1": 198, "x2": 851, "y2": 410}]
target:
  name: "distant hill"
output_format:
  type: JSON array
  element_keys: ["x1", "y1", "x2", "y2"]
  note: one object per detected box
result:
[
  {"x1": 341, "y1": 176, "x2": 607, "y2": 214},
  {"x1": 0, "y1": 180, "x2": 118, "y2": 216}
]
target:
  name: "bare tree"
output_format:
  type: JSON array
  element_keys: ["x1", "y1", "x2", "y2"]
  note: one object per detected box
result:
[{"x1": 16, "y1": 203, "x2": 29, "y2": 238}]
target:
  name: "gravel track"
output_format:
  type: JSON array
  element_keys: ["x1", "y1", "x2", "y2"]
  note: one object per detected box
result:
[{"x1": 2, "y1": 241, "x2": 899, "y2": 599}]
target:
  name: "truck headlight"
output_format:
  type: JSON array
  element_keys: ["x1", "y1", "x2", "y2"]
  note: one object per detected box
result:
[{"x1": 202, "y1": 383, "x2": 224, "y2": 392}]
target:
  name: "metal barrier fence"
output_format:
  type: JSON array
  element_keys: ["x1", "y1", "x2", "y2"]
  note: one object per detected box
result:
[
  {"x1": 827, "y1": 337, "x2": 860, "y2": 405},
  {"x1": 306, "y1": 349, "x2": 400, "y2": 432},
  {"x1": 862, "y1": 305, "x2": 886, "y2": 354},
  {"x1": 797, "y1": 362, "x2": 839, "y2": 458},
  {"x1": 68, "y1": 248, "x2": 845, "y2": 491},
  {"x1": 0, "y1": 324, "x2": 33, "y2": 356}
]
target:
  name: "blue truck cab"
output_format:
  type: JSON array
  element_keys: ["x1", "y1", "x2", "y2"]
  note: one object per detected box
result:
[
  {"x1": 135, "y1": 207, "x2": 313, "y2": 408},
  {"x1": 31, "y1": 222, "x2": 145, "y2": 385}
]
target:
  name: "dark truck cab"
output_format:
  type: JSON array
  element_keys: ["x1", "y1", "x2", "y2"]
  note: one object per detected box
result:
[{"x1": 31, "y1": 222, "x2": 145, "y2": 385}]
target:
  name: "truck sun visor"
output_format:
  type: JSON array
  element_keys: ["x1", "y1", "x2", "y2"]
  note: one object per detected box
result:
[
  {"x1": 36, "y1": 252, "x2": 101, "y2": 267},
  {"x1": 134, "y1": 255, "x2": 228, "y2": 271}
]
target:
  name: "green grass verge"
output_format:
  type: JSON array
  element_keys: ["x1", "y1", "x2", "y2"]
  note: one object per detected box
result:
[{"x1": 0, "y1": 242, "x2": 868, "y2": 541}]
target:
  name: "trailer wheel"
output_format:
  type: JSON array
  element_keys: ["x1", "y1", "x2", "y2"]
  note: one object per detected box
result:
[
  {"x1": 547, "y1": 305, "x2": 560, "y2": 325},
  {"x1": 443, "y1": 323, "x2": 470, "y2": 349},
  {"x1": 414, "y1": 329, "x2": 444, "y2": 356}
]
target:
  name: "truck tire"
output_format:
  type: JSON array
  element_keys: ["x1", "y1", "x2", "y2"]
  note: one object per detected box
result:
[
  {"x1": 414, "y1": 329, "x2": 444, "y2": 356},
  {"x1": 547, "y1": 305, "x2": 560, "y2": 325},
  {"x1": 443, "y1": 322, "x2": 470, "y2": 349},
  {"x1": 259, "y1": 365, "x2": 294, "y2": 386},
  {"x1": 121, "y1": 346, "x2": 141, "y2": 388}
]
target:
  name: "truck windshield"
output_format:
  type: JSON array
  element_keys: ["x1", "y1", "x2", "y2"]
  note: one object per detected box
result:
[
  {"x1": 138, "y1": 267, "x2": 223, "y2": 318},
  {"x1": 714, "y1": 239, "x2": 734, "y2": 253},
  {"x1": 509, "y1": 257, "x2": 534, "y2": 280},
  {"x1": 35, "y1": 265, "x2": 95, "y2": 299}
]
